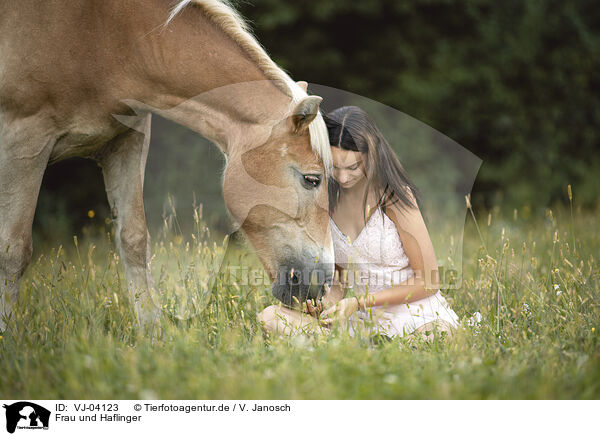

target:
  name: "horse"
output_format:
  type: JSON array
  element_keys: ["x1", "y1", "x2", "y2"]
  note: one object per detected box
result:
[{"x1": 0, "y1": 0, "x2": 334, "y2": 330}]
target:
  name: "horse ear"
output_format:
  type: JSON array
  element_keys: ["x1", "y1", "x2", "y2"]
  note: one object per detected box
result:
[
  {"x1": 296, "y1": 81, "x2": 308, "y2": 92},
  {"x1": 291, "y1": 96, "x2": 322, "y2": 134}
]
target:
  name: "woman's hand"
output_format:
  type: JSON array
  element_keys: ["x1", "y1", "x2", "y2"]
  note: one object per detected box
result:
[
  {"x1": 302, "y1": 299, "x2": 323, "y2": 318},
  {"x1": 301, "y1": 282, "x2": 340, "y2": 318},
  {"x1": 321, "y1": 282, "x2": 344, "y2": 309},
  {"x1": 320, "y1": 297, "x2": 359, "y2": 326}
]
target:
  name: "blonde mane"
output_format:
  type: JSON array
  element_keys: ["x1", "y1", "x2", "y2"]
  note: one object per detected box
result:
[{"x1": 166, "y1": 0, "x2": 332, "y2": 175}]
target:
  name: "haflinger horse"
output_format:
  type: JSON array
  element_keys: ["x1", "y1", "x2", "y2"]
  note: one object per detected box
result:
[{"x1": 0, "y1": 0, "x2": 335, "y2": 331}]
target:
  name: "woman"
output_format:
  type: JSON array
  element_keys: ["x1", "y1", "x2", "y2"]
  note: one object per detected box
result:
[{"x1": 259, "y1": 106, "x2": 459, "y2": 340}]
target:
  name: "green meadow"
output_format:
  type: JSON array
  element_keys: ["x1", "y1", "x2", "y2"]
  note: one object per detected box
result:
[{"x1": 1, "y1": 198, "x2": 598, "y2": 399}]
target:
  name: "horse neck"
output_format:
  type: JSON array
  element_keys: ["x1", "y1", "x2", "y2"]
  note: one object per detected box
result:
[{"x1": 131, "y1": 1, "x2": 295, "y2": 153}]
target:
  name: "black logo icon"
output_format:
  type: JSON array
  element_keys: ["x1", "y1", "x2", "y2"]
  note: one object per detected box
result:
[{"x1": 3, "y1": 402, "x2": 50, "y2": 433}]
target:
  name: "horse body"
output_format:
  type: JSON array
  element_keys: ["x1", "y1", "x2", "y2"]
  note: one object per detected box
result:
[{"x1": 0, "y1": 0, "x2": 333, "y2": 330}]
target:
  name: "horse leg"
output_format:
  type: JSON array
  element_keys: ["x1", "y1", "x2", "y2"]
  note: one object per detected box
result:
[
  {"x1": 97, "y1": 114, "x2": 160, "y2": 330},
  {"x1": 0, "y1": 128, "x2": 53, "y2": 331}
]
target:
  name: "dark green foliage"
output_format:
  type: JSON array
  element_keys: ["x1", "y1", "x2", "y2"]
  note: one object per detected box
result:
[{"x1": 238, "y1": 0, "x2": 599, "y2": 209}]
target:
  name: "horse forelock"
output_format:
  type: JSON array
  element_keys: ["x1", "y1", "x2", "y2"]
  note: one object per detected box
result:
[
  {"x1": 308, "y1": 111, "x2": 333, "y2": 179},
  {"x1": 166, "y1": 0, "x2": 332, "y2": 177}
]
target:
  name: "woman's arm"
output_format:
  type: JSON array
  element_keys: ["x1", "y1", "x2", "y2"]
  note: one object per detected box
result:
[{"x1": 322, "y1": 264, "x2": 348, "y2": 306}]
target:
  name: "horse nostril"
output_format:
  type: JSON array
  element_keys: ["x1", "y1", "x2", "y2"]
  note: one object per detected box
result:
[{"x1": 290, "y1": 271, "x2": 301, "y2": 286}]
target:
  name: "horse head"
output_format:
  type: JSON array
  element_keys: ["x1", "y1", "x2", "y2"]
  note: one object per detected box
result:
[{"x1": 222, "y1": 87, "x2": 335, "y2": 306}]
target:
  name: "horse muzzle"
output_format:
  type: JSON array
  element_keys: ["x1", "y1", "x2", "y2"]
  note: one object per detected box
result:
[{"x1": 271, "y1": 253, "x2": 334, "y2": 307}]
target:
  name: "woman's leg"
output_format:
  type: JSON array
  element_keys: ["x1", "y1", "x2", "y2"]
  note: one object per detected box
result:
[{"x1": 258, "y1": 305, "x2": 327, "y2": 336}]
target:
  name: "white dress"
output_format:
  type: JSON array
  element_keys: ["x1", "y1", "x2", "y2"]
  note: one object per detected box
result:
[{"x1": 330, "y1": 207, "x2": 459, "y2": 338}]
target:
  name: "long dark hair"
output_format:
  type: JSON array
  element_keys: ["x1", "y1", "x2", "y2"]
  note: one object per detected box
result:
[{"x1": 324, "y1": 106, "x2": 421, "y2": 220}]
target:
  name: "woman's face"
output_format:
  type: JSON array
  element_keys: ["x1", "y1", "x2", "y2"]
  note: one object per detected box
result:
[{"x1": 331, "y1": 146, "x2": 366, "y2": 189}]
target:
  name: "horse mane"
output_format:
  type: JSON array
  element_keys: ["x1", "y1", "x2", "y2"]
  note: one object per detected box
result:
[{"x1": 166, "y1": 0, "x2": 332, "y2": 175}]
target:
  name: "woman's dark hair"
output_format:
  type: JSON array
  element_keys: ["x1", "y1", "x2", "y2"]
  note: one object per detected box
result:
[{"x1": 324, "y1": 106, "x2": 421, "y2": 220}]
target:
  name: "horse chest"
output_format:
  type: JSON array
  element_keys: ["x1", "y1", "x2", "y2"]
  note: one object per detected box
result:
[{"x1": 49, "y1": 125, "x2": 124, "y2": 164}]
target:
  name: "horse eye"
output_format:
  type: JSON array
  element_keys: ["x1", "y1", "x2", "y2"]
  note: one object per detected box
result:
[{"x1": 302, "y1": 174, "x2": 321, "y2": 189}]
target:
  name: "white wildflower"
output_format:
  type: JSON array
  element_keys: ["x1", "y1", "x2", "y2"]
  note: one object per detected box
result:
[{"x1": 467, "y1": 311, "x2": 482, "y2": 327}]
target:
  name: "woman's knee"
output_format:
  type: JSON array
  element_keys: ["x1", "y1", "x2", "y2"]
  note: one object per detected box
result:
[{"x1": 258, "y1": 305, "x2": 279, "y2": 332}]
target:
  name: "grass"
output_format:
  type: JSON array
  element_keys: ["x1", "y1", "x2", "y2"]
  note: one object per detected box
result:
[{"x1": 0, "y1": 198, "x2": 599, "y2": 399}]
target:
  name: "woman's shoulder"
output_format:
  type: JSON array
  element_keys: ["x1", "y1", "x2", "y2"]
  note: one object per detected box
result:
[
  {"x1": 381, "y1": 188, "x2": 420, "y2": 221},
  {"x1": 380, "y1": 192, "x2": 431, "y2": 253}
]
